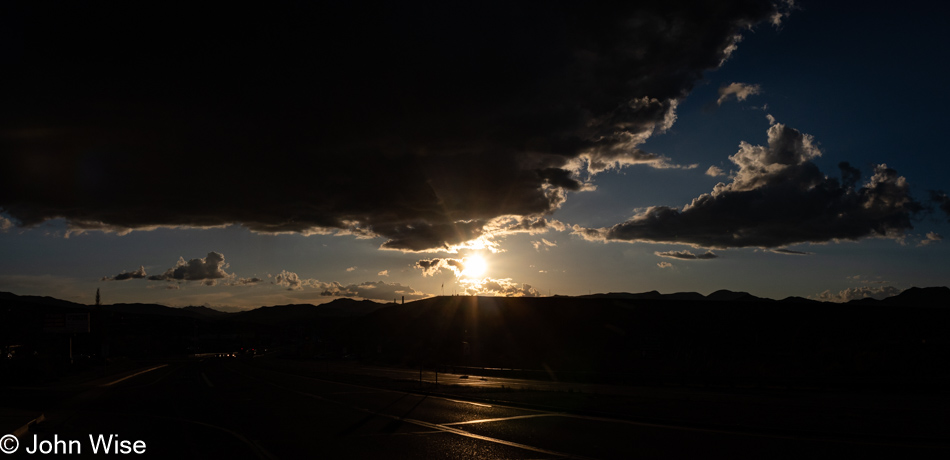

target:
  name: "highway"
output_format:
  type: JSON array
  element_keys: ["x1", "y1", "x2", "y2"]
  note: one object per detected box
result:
[{"x1": 5, "y1": 358, "x2": 948, "y2": 459}]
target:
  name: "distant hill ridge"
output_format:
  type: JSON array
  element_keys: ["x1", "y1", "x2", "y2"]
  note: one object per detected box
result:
[
  {"x1": 0, "y1": 291, "x2": 390, "y2": 319},
  {"x1": 1, "y1": 286, "x2": 948, "y2": 320},
  {"x1": 4, "y1": 287, "x2": 949, "y2": 388},
  {"x1": 578, "y1": 289, "x2": 763, "y2": 302},
  {"x1": 845, "y1": 286, "x2": 950, "y2": 308}
]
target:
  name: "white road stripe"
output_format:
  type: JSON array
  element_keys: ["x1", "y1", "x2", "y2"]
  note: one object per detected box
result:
[
  {"x1": 442, "y1": 414, "x2": 560, "y2": 426},
  {"x1": 201, "y1": 372, "x2": 214, "y2": 388},
  {"x1": 101, "y1": 364, "x2": 169, "y2": 387},
  {"x1": 404, "y1": 417, "x2": 599, "y2": 460},
  {"x1": 441, "y1": 398, "x2": 492, "y2": 408},
  {"x1": 233, "y1": 362, "x2": 950, "y2": 449},
  {"x1": 230, "y1": 365, "x2": 598, "y2": 460}
]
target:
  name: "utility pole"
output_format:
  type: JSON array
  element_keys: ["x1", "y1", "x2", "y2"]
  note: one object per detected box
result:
[{"x1": 95, "y1": 288, "x2": 100, "y2": 306}]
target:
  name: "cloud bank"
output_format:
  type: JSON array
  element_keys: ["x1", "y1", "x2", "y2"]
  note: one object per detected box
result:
[
  {"x1": 576, "y1": 123, "x2": 922, "y2": 248},
  {"x1": 0, "y1": 1, "x2": 790, "y2": 252}
]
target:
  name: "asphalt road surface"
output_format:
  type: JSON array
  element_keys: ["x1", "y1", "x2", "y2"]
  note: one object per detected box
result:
[{"x1": 4, "y1": 358, "x2": 948, "y2": 459}]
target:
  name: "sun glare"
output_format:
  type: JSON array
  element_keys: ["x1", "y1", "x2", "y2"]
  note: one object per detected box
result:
[{"x1": 461, "y1": 255, "x2": 487, "y2": 278}]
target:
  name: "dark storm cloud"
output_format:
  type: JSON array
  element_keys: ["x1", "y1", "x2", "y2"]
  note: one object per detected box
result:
[
  {"x1": 101, "y1": 266, "x2": 147, "y2": 281},
  {"x1": 654, "y1": 250, "x2": 718, "y2": 260},
  {"x1": 576, "y1": 123, "x2": 923, "y2": 248},
  {"x1": 148, "y1": 252, "x2": 230, "y2": 282},
  {"x1": 376, "y1": 220, "x2": 486, "y2": 253},
  {"x1": 0, "y1": 1, "x2": 788, "y2": 251}
]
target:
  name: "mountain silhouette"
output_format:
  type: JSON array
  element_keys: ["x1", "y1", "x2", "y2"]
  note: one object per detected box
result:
[
  {"x1": 3, "y1": 286, "x2": 949, "y2": 389},
  {"x1": 882, "y1": 286, "x2": 950, "y2": 307}
]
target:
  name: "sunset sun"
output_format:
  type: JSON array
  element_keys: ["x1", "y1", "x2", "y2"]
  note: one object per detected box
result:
[{"x1": 461, "y1": 255, "x2": 487, "y2": 278}]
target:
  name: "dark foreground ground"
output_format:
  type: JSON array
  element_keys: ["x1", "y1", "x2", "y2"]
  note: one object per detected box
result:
[{"x1": 3, "y1": 356, "x2": 948, "y2": 459}]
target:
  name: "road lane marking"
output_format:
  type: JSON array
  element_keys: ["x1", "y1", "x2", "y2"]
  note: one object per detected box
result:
[
  {"x1": 201, "y1": 372, "x2": 214, "y2": 388},
  {"x1": 356, "y1": 430, "x2": 448, "y2": 437},
  {"x1": 442, "y1": 414, "x2": 560, "y2": 426},
  {"x1": 442, "y1": 398, "x2": 492, "y2": 408},
  {"x1": 328, "y1": 390, "x2": 392, "y2": 395},
  {"x1": 239, "y1": 363, "x2": 554, "y2": 414},
  {"x1": 101, "y1": 364, "x2": 169, "y2": 387},
  {"x1": 229, "y1": 365, "x2": 598, "y2": 459},
  {"x1": 403, "y1": 417, "x2": 599, "y2": 460},
  {"x1": 233, "y1": 362, "x2": 950, "y2": 450}
]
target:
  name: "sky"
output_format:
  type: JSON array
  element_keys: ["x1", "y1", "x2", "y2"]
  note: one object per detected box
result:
[{"x1": 2, "y1": 1, "x2": 949, "y2": 309}]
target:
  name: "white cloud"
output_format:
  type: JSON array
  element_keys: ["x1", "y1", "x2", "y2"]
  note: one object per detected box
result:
[
  {"x1": 574, "y1": 122, "x2": 921, "y2": 249},
  {"x1": 770, "y1": 0, "x2": 797, "y2": 27},
  {"x1": 459, "y1": 277, "x2": 541, "y2": 297},
  {"x1": 319, "y1": 280, "x2": 427, "y2": 301},
  {"x1": 531, "y1": 238, "x2": 558, "y2": 251},
  {"x1": 274, "y1": 270, "x2": 305, "y2": 290},
  {"x1": 148, "y1": 252, "x2": 230, "y2": 282},
  {"x1": 919, "y1": 232, "x2": 942, "y2": 246},
  {"x1": 717, "y1": 82, "x2": 762, "y2": 105},
  {"x1": 705, "y1": 166, "x2": 726, "y2": 177}
]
